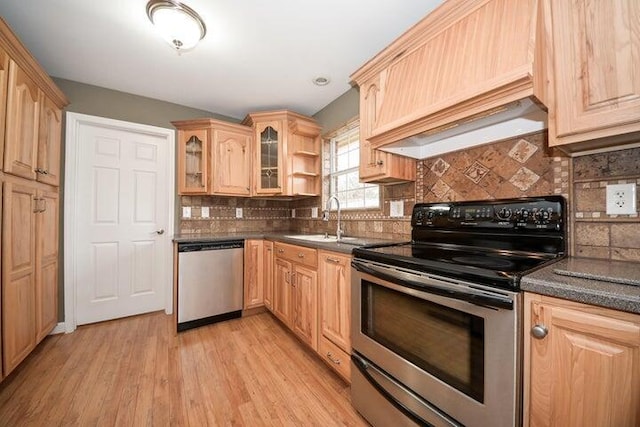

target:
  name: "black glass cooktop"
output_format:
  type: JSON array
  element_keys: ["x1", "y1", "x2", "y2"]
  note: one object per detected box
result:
[
  {"x1": 353, "y1": 242, "x2": 561, "y2": 289},
  {"x1": 353, "y1": 196, "x2": 567, "y2": 290}
]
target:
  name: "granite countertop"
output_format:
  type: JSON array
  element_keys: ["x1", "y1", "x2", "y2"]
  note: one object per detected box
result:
[
  {"x1": 172, "y1": 232, "x2": 405, "y2": 254},
  {"x1": 521, "y1": 257, "x2": 640, "y2": 314}
]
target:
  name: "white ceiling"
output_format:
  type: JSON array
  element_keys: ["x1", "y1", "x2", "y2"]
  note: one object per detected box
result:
[{"x1": 0, "y1": 0, "x2": 443, "y2": 120}]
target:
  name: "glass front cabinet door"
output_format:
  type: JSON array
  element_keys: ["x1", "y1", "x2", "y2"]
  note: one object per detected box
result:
[
  {"x1": 255, "y1": 121, "x2": 283, "y2": 194},
  {"x1": 178, "y1": 128, "x2": 209, "y2": 194}
]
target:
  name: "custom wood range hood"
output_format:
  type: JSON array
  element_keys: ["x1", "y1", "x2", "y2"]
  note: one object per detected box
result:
[{"x1": 350, "y1": 0, "x2": 549, "y2": 159}]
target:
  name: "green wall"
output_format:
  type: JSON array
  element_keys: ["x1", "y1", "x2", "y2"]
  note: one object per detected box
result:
[
  {"x1": 313, "y1": 87, "x2": 359, "y2": 134},
  {"x1": 53, "y1": 78, "x2": 237, "y2": 127}
]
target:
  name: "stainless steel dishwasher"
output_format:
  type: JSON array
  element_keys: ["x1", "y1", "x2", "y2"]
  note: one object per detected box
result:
[{"x1": 177, "y1": 240, "x2": 244, "y2": 332}]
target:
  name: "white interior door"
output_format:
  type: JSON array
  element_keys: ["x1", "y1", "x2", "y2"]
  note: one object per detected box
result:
[{"x1": 65, "y1": 113, "x2": 174, "y2": 329}]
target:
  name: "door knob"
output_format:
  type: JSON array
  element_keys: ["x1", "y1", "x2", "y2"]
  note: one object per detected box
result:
[
  {"x1": 156, "y1": 229, "x2": 165, "y2": 235},
  {"x1": 531, "y1": 325, "x2": 548, "y2": 339}
]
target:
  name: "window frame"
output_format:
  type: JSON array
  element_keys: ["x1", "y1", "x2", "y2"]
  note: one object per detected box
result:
[{"x1": 324, "y1": 120, "x2": 380, "y2": 211}]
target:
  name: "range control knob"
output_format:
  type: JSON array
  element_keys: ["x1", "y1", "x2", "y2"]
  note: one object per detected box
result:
[
  {"x1": 497, "y1": 208, "x2": 512, "y2": 220},
  {"x1": 426, "y1": 210, "x2": 435, "y2": 220},
  {"x1": 414, "y1": 210, "x2": 424, "y2": 223}
]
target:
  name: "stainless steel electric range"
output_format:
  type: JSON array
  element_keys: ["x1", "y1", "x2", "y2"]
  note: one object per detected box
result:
[{"x1": 350, "y1": 196, "x2": 566, "y2": 427}]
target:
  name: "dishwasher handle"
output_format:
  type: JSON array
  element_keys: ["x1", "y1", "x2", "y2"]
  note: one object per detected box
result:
[{"x1": 178, "y1": 240, "x2": 244, "y2": 252}]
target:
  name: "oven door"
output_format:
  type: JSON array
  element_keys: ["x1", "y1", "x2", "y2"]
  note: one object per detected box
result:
[{"x1": 351, "y1": 259, "x2": 522, "y2": 427}]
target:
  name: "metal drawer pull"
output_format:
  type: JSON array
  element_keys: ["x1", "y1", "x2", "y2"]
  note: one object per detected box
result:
[
  {"x1": 326, "y1": 352, "x2": 341, "y2": 365},
  {"x1": 297, "y1": 253, "x2": 305, "y2": 258},
  {"x1": 326, "y1": 257, "x2": 341, "y2": 264},
  {"x1": 531, "y1": 325, "x2": 548, "y2": 339},
  {"x1": 156, "y1": 229, "x2": 165, "y2": 235},
  {"x1": 277, "y1": 249, "x2": 285, "y2": 253}
]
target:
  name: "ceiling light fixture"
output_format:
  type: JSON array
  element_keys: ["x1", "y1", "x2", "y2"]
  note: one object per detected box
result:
[
  {"x1": 312, "y1": 76, "x2": 331, "y2": 86},
  {"x1": 146, "y1": 0, "x2": 207, "y2": 51}
]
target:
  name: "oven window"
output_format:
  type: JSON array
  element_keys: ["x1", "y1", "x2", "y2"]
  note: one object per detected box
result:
[{"x1": 362, "y1": 280, "x2": 484, "y2": 402}]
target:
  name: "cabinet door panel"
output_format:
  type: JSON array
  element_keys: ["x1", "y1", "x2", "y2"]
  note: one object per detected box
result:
[
  {"x1": 4, "y1": 61, "x2": 39, "y2": 180},
  {"x1": 273, "y1": 258, "x2": 292, "y2": 326},
  {"x1": 213, "y1": 129, "x2": 251, "y2": 196},
  {"x1": 552, "y1": 0, "x2": 640, "y2": 138},
  {"x1": 0, "y1": 45, "x2": 9, "y2": 169},
  {"x1": 254, "y1": 121, "x2": 283, "y2": 195},
  {"x1": 243, "y1": 240, "x2": 264, "y2": 309},
  {"x1": 177, "y1": 129, "x2": 209, "y2": 194},
  {"x1": 36, "y1": 190, "x2": 59, "y2": 340},
  {"x1": 2, "y1": 182, "x2": 37, "y2": 375},
  {"x1": 36, "y1": 95, "x2": 62, "y2": 186},
  {"x1": 318, "y1": 252, "x2": 351, "y2": 353},
  {"x1": 263, "y1": 241, "x2": 274, "y2": 311},
  {"x1": 526, "y1": 295, "x2": 640, "y2": 427},
  {"x1": 292, "y1": 265, "x2": 317, "y2": 350}
]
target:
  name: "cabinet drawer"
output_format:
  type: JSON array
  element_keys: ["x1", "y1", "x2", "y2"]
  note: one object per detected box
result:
[
  {"x1": 318, "y1": 335, "x2": 351, "y2": 383},
  {"x1": 274, "y1": 242, "x2": 317, "y2": 268}
]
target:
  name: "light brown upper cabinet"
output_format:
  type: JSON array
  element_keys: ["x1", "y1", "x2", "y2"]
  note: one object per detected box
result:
[
  {"x1": 546, "y1": 0, "x2": 640, "y2": 152},
  {"x1": 243, "y1": 110, "x2": 321, "y2": 197},
  {"x1": 351, "y1": 0, "x2": 545, "y2": 158},
  {"x1": 359, "y1": 77, "x2": 415, "y2": 184},
  {"x1": 4, "y1": 61, "x2": 40, "y2": 180},
  {"x1": 36, "y1": 94, "x2": 62, "y2": 186},
  {"x1": 173, "y1": 118, "x2": 252, "y2": 196},
  {"x1": 0, "y1": 45, "x2": 8, "y2": 169}
]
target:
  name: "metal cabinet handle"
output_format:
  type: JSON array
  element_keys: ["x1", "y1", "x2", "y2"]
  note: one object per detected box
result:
[
  {"x1": 277, "y1": 249, "x2": 285, "y2": 254},
  {"x1": 297, "y1": 253, "x2": 305, "y2": 258},
  {"x1": 376, "y1": 160, "x2": 384, "y2": 166},
  {"x1": 326, "y1": 352, "x2": 341, "y2": 365},
  {"x1": 326, "y1": 257, "x2": 341, "y2": 264},
  {"x1": 35, "y1": 168, "x2": 45, "y2": 174},
  {"x1": 291, "y1": 273, "x2": 296, "y2": 287},
  {"x1": 33, "y1": 197, "x2": 41, "y2": 213},
  {"x1": 531, "y1": 325, "x2": 548, "y2": 339},
  {"x1": 156, "y1": 229, "x2": 165, "y2": 235}
]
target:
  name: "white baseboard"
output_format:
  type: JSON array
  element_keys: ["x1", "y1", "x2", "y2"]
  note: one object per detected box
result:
[{"x1": 50, "y1": 322, "x2": 66, "y2": 335}]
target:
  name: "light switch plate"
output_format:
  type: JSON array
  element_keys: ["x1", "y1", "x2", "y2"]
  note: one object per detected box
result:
[
  {"x1": 201, "y1": 207, "x2": 210, "y2": 218},
  {"x1": 606, "y1": 183, "x2": 637, "y2": 215},
  {"x1": 235, "y1": 207, "x2": 243, "y2": 219},
  {"x1": 311, "y1": 207, "x2": 318, "y2": 218},
  {"x1": 390, "y1": 200, "x2": 404, "y2": 217},
  {"x1": 182, "y1": 206, "x2": 191, "y2": 218}
]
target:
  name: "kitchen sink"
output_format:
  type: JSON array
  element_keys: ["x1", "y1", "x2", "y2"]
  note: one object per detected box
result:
[{"x1": 283, "y1": 234, "x2": 361, "y2": 245}]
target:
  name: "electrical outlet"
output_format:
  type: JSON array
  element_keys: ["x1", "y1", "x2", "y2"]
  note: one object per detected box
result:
[
  {"x1": 606, "y1": 183, "x2": 637, "y2": 215},
  {"x1": 182, "y1": 206, "x2": 191, "y2": 218},
  {"x1": 201, "y1": 207, "x2": 210, "y2": 218},
  {"x1": 235, "y1": 207, "x2": 243, "y2": 219},
  {"x1": 291, "y1": 209, "x2": 296, "y2": 218},
  {"x1": 390, "y1": 200, "x2": 404, "y2": 217},
  {"x1": 311, "y1": 207, "x2": 318, "y2": 218}
]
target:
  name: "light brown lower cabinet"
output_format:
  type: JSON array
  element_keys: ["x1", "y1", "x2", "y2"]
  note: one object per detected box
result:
[
  {"x1": 273, "y1": 242, "x2": 318, "y2": 350},
  {"x1": 317, "y1": 250, "x2": 352, "y2": 382},
  {"x1": 263, "y1": 241, "x2": 273, "y2": 311},
  {"x1": 243, "y1": 239, "x2": 264, "y2": 309},
  {"x1": 524, "y1": 293, "x2": 640, "y2": 427},
  {"x1": 2, "y1": 181, "x2": 58, "y2": 377}
]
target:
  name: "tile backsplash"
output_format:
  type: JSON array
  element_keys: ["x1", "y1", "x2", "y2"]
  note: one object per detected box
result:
[{"x1": 178, "y1": 133, "x2": 640, "y2": 261}]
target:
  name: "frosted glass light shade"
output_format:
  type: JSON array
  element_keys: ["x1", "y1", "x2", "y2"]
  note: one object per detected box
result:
[{"x1": 147, "y1": 0, "x2": 206, "y2": 51}]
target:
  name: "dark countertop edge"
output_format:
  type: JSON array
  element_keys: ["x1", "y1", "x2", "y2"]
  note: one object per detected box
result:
[
  {"x1": 521, "y1": 267, "x2": 640, "y2": 315},
  {"x1": 172, "y1": 232, "x2": 403, "y2": 255}
]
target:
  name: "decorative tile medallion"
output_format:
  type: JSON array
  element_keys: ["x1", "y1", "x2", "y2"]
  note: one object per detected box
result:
[
  {"x1": 431, "y1": 179, "x2": 451, "y2": 199},
  {"x1": 430, "y1": 158, "x2": 450, "y2": 177},
  {"x1": 509, "y1": 167, "x2": 540, "y2": 191},
  {"x1": 508, "y1": 138, "x2": 538, "y2": 164},
  {"x1": 464, "y1": 161, "x2": 490, "y2": 184}
]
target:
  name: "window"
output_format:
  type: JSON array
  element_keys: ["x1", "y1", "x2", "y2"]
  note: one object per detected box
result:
[{"x1": 326, "y1": 125, "x2": 379, "y2": 209}]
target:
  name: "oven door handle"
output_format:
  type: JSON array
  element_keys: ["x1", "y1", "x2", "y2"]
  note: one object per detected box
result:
[{"x1": 352, "y1": 260, "x2": 514, "y2": 310}]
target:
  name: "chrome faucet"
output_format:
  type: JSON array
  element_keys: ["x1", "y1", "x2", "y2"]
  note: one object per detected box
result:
[{"x1": 324, "y1": 195, "x2": 343, "y2": 241}]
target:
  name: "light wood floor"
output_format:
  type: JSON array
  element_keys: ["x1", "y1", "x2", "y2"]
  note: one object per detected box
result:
[{"x1": 0, "y1": 312, "x2": 369, "y2": 426}]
